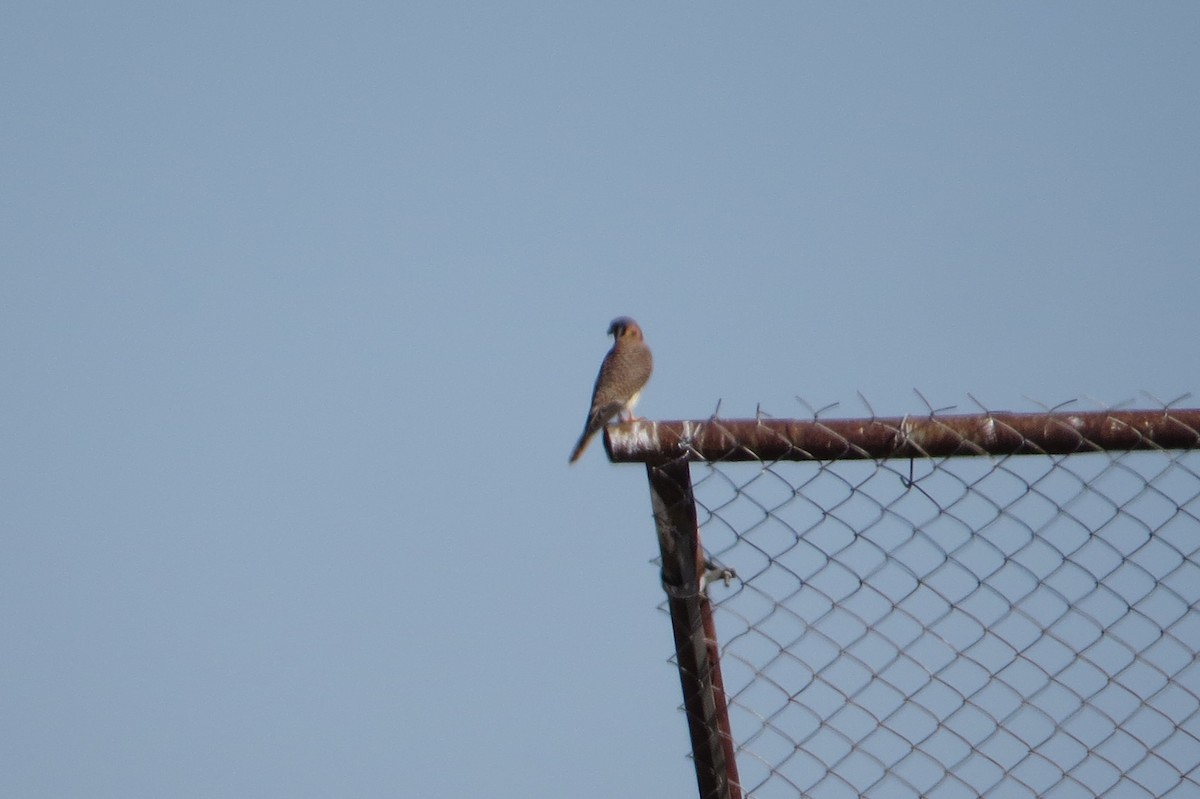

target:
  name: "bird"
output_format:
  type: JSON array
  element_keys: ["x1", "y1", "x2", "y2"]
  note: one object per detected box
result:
[{"x1": 568, "y1": 316, "x2": 653, "y2": 463}]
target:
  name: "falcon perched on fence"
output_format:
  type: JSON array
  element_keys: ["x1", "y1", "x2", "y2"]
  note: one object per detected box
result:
[{"x1": 569, "y1": 316, "x2": 653, "y2": 464}]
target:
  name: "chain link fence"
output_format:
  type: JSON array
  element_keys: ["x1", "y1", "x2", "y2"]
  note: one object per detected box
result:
[{"x1": 608, "y1": 405, "x2": 1200, "y2": 799}]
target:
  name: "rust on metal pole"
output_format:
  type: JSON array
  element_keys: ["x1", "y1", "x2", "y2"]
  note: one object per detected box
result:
[
  {"x1": 646, "y1": 461, "x2": 742, "y2": 799},
  {"x1": 606, "y1": 409, "x2": 1200, "y2": 464}
]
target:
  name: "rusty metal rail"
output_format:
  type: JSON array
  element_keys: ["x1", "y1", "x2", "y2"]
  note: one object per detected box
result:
[{"x1": 606, "y1": 408, "x2": 1200, "y2": 464}]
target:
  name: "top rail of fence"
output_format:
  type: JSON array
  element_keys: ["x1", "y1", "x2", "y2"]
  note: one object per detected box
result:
[{"x1": 605, "y1": 408, "x2": 1200, "y2": 464}]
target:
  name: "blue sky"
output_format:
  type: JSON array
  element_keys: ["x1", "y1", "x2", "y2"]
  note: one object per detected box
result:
[{"x1": 2, "y1": 4, "x2": 1198, "y2": 797}]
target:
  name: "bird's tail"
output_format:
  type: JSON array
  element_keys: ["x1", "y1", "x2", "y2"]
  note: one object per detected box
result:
[
  {"x1": 569, "y1": 418, "x2": 603, "y2": 463},
  {"x1": 568, "y1": 431, "x2": 592, "y2": 463}
]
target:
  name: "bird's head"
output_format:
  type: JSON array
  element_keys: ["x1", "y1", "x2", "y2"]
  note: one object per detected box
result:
[{"x1": 608, "y1": 316, "x2": 643, "y2": 341}]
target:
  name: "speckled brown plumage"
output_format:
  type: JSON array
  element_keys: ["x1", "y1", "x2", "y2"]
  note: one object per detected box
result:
[{"x1": 569, "y1": 317, "x2": 653, "y2": 464}]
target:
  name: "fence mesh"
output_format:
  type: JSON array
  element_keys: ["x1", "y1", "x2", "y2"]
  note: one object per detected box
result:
[{"x1": 622, "y1": 408, "x2": 1200, "y2": 798}]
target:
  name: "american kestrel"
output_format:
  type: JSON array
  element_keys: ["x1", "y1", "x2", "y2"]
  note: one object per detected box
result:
[{"x1": 568, "y1": 316, "x2": 653, "y2": 463}]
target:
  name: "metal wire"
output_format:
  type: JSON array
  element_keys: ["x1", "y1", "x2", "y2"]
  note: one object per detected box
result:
[{"x1": 629, "y1": 406, "x2": 1200, "y2": 798}]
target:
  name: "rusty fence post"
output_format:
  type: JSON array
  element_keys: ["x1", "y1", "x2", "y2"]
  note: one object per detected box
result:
[{"x1": 645, "y1": 460, "x2": 741, "y2": 799}]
